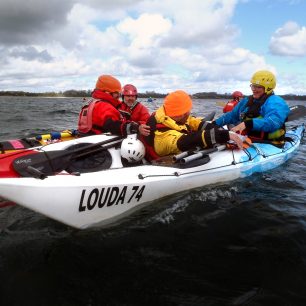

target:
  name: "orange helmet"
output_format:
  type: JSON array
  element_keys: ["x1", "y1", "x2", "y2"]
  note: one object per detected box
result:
[
  {"x1": 164, "y1": 90, "x2": 192, "y2": 117},
  {"x1": 123, "y1": 84, "x2": 137, "y2": 96},
  {"x1": 95, "y1": 75, "x2": 121, "y2": 93},
  {"x1": 232, "y1": 91, "x2": 243, "y2": 99}
]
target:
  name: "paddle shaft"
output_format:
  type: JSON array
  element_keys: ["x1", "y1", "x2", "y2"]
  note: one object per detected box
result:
[
  {"x1": 15, "y1": 135, "x2": 122, "y2": 164},
  {"x1": 13, "y1": 135, "x2": 123, "y2": 177}
]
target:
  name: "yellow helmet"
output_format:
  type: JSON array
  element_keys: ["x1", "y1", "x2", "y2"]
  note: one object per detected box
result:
[{"x1": 250, "y1": 70, "x2": 276, "y2": 94}]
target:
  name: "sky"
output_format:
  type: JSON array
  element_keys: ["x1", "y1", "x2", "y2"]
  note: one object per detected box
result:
[{"x1": 0, "y1": 0, "x2": 306, "y2": 95}]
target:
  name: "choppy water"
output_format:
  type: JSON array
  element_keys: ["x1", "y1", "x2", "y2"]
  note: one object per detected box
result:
[{"x1": 0, "y1": 96, "x2": 306, "y2": 306}]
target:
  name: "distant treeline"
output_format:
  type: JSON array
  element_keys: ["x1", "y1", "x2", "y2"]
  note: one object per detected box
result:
[
  {"x1": 0, "y1": 90, "x2": 306, "y2": 100},
  {"x1": 0, "y1": 90, "x2": 166, "y2": 98}
]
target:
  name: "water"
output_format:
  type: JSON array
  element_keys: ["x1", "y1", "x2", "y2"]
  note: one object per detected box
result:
[{"x1": 0, "y1": 96, "x2": 306, "y2": 306}]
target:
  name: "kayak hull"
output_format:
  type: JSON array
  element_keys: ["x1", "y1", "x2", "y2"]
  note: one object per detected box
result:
[{"x1": 0, "y1": 125, "x2": 304, "y2": 229}]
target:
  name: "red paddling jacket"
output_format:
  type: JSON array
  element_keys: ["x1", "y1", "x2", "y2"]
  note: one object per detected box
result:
[
  {"x1": 78, "y1": 89, "x2": 136, "y2": 136},
  {"x1": 119, "y1": 102, "x2": 150, "y2": 124}
]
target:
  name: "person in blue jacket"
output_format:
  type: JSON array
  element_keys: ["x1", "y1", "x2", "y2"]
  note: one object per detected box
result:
[{"x1": 214, "y1": 70, "x2": 290, "y2": 145}]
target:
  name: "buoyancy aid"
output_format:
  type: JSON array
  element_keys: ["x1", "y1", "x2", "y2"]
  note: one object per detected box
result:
[
  {"x1": 143, "y1": 107, "x2": 229, "y2": 159},
  {"x1": 241, "y1": 94, "x2": 286, "y2": 145},
  {"x1": 119, "y1": 101, "x2": 150, "y2": 124},
  {"x1": 223, "y1": 99, "x2": 239, "y2": 113},
  {"x1": 78, "y1": 90, "x2": 123, "y2": 135},
  {"x1": 142, "y1": 112, "x2": 191, "y2": 160},
  {"x1": 78, "y1": 98, "x2": 101, "y2": 134},
  {"x1": 141, "y1": 114, "x2": 169, "y2": 160}
]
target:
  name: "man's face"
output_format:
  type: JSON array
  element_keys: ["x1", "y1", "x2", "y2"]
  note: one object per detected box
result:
[
  {"x1": 172, "y1": 111, "x2": 190, "y2": 125},
  {"x1": 124, "y1": 95, "x2": 136, "y2": 107}
]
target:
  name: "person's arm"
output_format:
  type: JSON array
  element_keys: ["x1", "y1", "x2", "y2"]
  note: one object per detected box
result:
[
  {"x1": 177, "y1": 128, "x2": 243, "y2": 151},
  {"x1": 130, "y1": 103, "x2": 151, "y2": 136},
  {"x1": 215, "y1": 97, "x2": 247, "y2": 127},
  {"x1": 104, "y1": 118, "x2": 139, "y2": 136},
  {"x1": 138, "y1": 124, "x2": 150, "y2": 136}
]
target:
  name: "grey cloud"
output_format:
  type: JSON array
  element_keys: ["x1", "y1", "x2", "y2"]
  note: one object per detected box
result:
[
  {"x1": 80, "y1": 0, "x2": 142, "y2": 9},
  {"x1": 0, "y1": 0, "x2": 75, "y2": 45},
  {"x1": 0, "y1": 47, "x2": 10, "y2": 65},
  {"x1": 10, "y1": 46, "x2": 53, "y2": 62},
  {"x1": 129, "y1": 54, "x2": 158, "y2": 68},
  {"x1": 159, "y1": 24, "x2": 237, "y2": 49}
]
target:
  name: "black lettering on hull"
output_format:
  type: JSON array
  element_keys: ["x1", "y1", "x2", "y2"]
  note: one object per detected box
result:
[{"x1": 78, "y1": 185, "x2": 146, "y2": 212}]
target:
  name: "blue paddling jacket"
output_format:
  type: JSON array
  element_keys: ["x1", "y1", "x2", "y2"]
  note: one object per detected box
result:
[{"x1": 215, "y1": 94, "x2": 290, "y2": 143}]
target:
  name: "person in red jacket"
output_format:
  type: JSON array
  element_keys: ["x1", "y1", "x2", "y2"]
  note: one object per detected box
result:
[
  {"x1": 119, "y1": 84, "x2": 150, "y2": 136},
  {"x1": 223, "y1": 91, "x2": 244, "y2": 113},
  {"x1": 78, "y1": 75, "x2": 144, "y2": 136}
]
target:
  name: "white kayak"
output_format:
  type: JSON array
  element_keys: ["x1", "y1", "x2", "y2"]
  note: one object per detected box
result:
[{"x1": 0, "y1": 125, "x2": 304, "y2": 229}]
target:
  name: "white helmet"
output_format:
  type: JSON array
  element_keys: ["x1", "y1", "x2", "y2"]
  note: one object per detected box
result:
[{"x1": 121, "y1": 134, "x2": 145, "y2": 163}]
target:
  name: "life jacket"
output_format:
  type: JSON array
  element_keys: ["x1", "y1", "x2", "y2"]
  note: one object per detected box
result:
[
  {"x1": 119, "y1": 101, "x2": 150, "y2": 124},
  {"x1": 78, "y1": 89, "x2": 124, "y2": 135},
  {"x1": 223, "y1": 99, "x2": 238, "y2": 113},
  {"x1": 141, "y1": 114, "x2": 165, "y2": 160},
  {"x1": 142, "y1": 113, "x2": 190, "y2": 161},
  {"x1": 119, "y1": 101, "x2": 140, "y2": 121},
  {"x1": 78, "y1": 98, "x2": 101, "y2": 134},
  {"x1": 241, "y1": 94, "x2": 286, "y2": 145}
]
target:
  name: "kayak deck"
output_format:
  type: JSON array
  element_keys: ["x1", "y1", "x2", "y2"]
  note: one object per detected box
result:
[{"x1": 0, "y1": 129, "x2": 78, "y2": 154}]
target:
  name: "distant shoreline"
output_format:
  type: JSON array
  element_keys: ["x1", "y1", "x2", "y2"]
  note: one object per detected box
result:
[{"x1": 1, "y1": 90, "x2": 306, "y2": 101}]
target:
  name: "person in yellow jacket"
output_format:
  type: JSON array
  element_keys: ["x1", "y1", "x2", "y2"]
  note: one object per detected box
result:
[{"x1": 143, "y1": 90, "x2": 243, "y2": 160}]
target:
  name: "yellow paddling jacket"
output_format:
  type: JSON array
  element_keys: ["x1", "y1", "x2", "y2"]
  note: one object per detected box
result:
[{"x1": 143, "y1": 107, "x2": 230, "y2": 159}]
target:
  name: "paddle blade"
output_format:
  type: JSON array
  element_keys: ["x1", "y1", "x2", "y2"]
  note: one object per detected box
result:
[
  {"x1": 13, "y1": 151, "x2": 71, "y2": 178},
  {"x1": 0, "y1": 150, "x2": 38, "y2": 178},
  {"x1": 288, "y1": 105, "x2": 306, "y2": 121},
  {"x1": 202, "y1": 111, "x2": 216, "y2": 122}
]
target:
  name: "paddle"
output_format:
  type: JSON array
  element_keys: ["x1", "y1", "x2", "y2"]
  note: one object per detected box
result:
[
  {"x1": 13, "y1": 135, "x2": 123, "y2": 179},
  {"x1": 288, "y1": 105, "x2": 306, "y2": 121},
  {"x1": 202, "y1": 111, "x2": 216, "y2": 122}
]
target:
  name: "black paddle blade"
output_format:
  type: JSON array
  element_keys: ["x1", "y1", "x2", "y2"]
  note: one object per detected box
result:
[
  {"x1": 13, "y1": 151, "x2": 71, "y2": 178},
  {"x1": 288, "y1": 105, "x2": 306, "y2": 121},
  {"x1": 203, "y1": 111, "x2": 216, "y2": 122},
  {"x1": 12, "y1": 139, "x2": 120, "y2": 178}
]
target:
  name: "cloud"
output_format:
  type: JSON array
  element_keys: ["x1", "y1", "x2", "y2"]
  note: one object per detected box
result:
[
  {"x1": 78, "y1": 0, "x2": 142, "y2": 10},
  {"x1": 10, "y1": 46, "x2": 53, "y2": 62},
  {"x1": 0, "y1": 0, "x2": 300, "y2": 94},
  {"x1": 157, "y1": 0, "x2": 239, "y2": 48},
  {"x1": 117, "y1": 13, "x2": 172, "y2": 49},
  {"x1": 269, "y1": 21, "x2": 306, "y2": 57},
  {"x1": 0, "y1": 0, "x2": 75, "y2": 45}
]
